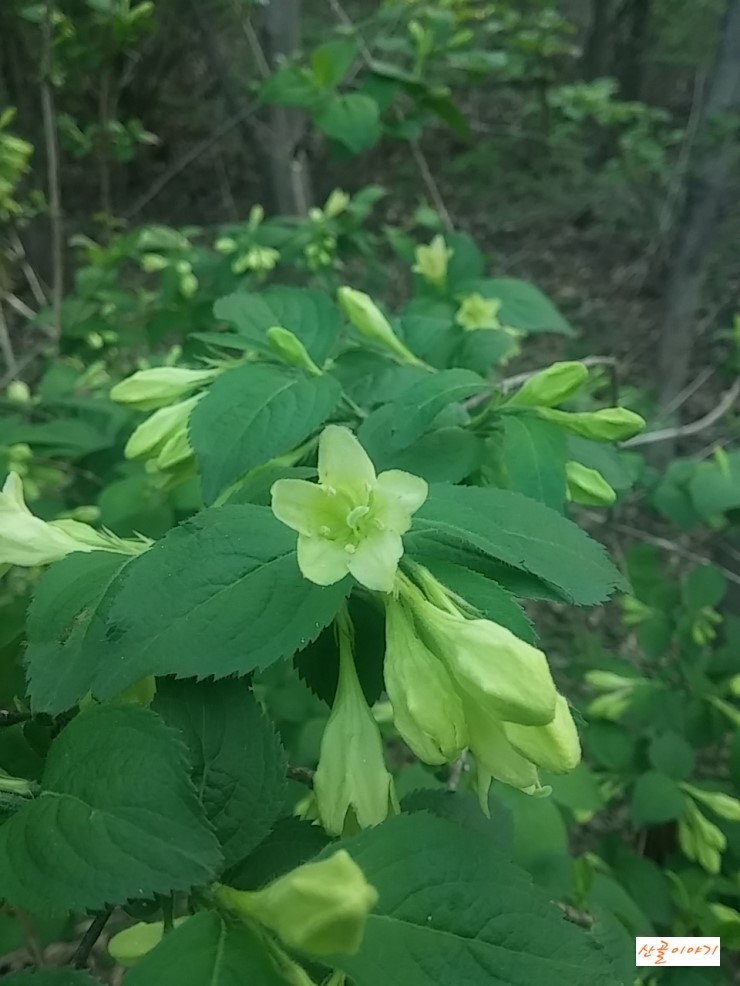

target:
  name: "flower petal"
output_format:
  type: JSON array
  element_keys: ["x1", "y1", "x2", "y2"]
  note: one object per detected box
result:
[
  {"x1": 318, "y1": 426, "x2": 376, "y2": 491},
  {"x1": 271, "y1": 479, "x2": 331, "y2": 536},
  {"x1": 465, "y1": 699, "x2": 540, "y2": 792},
  {"x1": 504, "y1": 694, "x2": 581, "y2": 773},
  {"x1": 374, "y1": 470, "x2": 428, "y2": 533},
  {"x1": 348, "y1": 529, "x2": 402, "y2": 593},
  {"x1": 1, "y1": 472, "x2": 30, "y2": 513},
  {"x1": 297, "y1": 533, "x2": 349, "y2": 586}
]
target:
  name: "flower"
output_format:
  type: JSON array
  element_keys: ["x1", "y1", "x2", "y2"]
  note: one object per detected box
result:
[
  {"x1": 313, "y1": 613, "x2": 398, "y2": 835},
  {"x1": 215, "y1": 850, "x2": 377, "y2": 957},
  {"x1": 110, "y1": 366, "x2": 217, "y2": 411},
  {"x1": 324, "y1": 188, "x2": 350, "y2": 218},
  {"x1": 337, "y1": 286, "x2": 426, "y2": 368},
  {"x1": 232, "y1": 246, "x2": 280, "y2": 274},
  {"x1": 124, "y1": 393, "x2": 203, "y2": 464},
  {"x1": 271, "y1": 425, "x2": 427, "y2": 592},
  {"x1": 412, "y1": 234, "x2": 452, "y2": 289},
  {"x1": 0, "y1": 472, "x2": 146, "y2": 569},
  {"x1": 456, "y1": 294, "x2": 503, "y2": 331}
]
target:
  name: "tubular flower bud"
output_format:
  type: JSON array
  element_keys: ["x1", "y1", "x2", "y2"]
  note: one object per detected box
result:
[
  {"x1": 111, "y1": 366, "x2": 218, "y2": 411},
  {"x1": 215, "y1": 850, "x2": 378, "y2": 957},
  {"x1": 0, "y1": 472, "x2": 147, "y2": 570},
  {"x1": 679, "y1": 798, "x2": 725, "y2": 875},
  {"x1": 266, "y1": 326, "x2": 322, "y2": 375},
  {"x1": 537, "y1": 406, "x2": 646, "y2": 442},
  {"x1": 565, "y1": 461, "x2": 616, "y2": 506},
  {"x1": 324, "y1": 189, "x2": 350, "y2": 218},
  {"x1": 682, "y1": 784, "x2": 740, "y2": 822},
  {"x1": 108, "y1": 918, "x2": 190, "y2": 966},
  {"x1": 124, "y1": 393, "x2": 204, "y2": 462},
  {"x1": 507, "y1": 362, "x2": 589, "y2": 409},
  {"x1": 271, "y1": 425, "x2": 427, "y2": 592},
  {"x1": 313, "y1": 613, "x2": 398, "y2": 836},
  {"x1": 337, "y1": 286, "x2": 426, "y2": 368}
]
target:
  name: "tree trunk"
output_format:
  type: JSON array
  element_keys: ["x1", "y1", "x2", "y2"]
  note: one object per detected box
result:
[
  {"x1": 261, "y1": 0, "x2": 313, "y2": 215},
  {"x1": 581, "y1": 0, "x2": 617, "y2": 80},
  {"x1": 654, "y1": 0, "x2": 740, "y2": 462},
  {"x1": 616, "y1": 0, "x2": 653, "y2": 100}
]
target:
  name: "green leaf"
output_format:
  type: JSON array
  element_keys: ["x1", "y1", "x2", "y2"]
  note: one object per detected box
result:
[
  {"x1": 419, "y1": 558, "x2": 535, "y2": 643},
  {"x1": 226, "y1": 817, "x2": 331, "y2": 890},
  {"x1": 124, "y1": 910, "x2": 291, "y2": 986},
  {"x1": 261, "y1": 65, "x2": 319, "y2": 108},
  {"x1": 335, "y1": 814, "x2": 619, "y2": 986},
  {"x1": 567, "y1": 436, "x2": 634, "y2": 491},
  {"x1": 313, "y1": 93, "x2": 381, "y2": 153},
  {"x1": 584, "y1": 723, "x2": 635, "y2": 772},
  {"x1": 408, "y1": 484, "x2": 627, "y2": 604},
  {"x1": 213, "y1": 287, "x2": 341, "y2": 364},
  {"x1": 358, "y1": 368, "x2": 487, "y2": 463},
  {"x1": 470, "y1": 278, "x2": 574, "y2": 335},
  {"x1": 648, "y1": 732, "x2": 695, "y2": 780},
  {"x1": 189, "y1": 364, "x2": 340, "y2": 504},
  {"x1": 1, "y1": 972, "x2": 100, "y2": 986},
  {"x1": 683, "y1": 565, "x2": 726, "y2": 611},
  {"x1": 689, "y1": 452, "x2": 740, "y2": 517},
  {"x1": 26, "y1": 551, "x2": 131, "y2": 715},
  {"x1": 630, "y1": 770, "x2": 686, "y2": 825},
  {"x1": 382, "y1": 427, "x2": 484, "y2": 484},
  {"x1": 87, "y1": 506, "x2": 350, "y2": 700},
  {"x1": 310, "y1": 39, "x2": 358, "y2": 88},
  {"x1": 546, "y1": 764, "x2": 605, "y2": 815},
  {"x1": 444, "y1": 233, "x2": 486, "y2": 289},
  {"x1": 0, "y1": 706, "x2": 221, "y2": 913},
  {"x1": 154, "y1": 679, "x2": 287, "y2": 868},
  {"x1": 502, "y1": 414, "x2": 567, "y2": 510}
]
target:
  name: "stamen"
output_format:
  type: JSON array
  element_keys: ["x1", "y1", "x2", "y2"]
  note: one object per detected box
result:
[
  {"x1": 319, "y1": 526, "x2": 331, "y2": 537},
  {"x1": 344, "y1": 543, "x2": 357, "y2": 554},
  {"x1": 346, "y1": 505, "x2": 370, "y2": 529}
]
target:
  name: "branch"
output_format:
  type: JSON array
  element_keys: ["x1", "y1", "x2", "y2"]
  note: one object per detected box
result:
[
  {"x1": 287, "y1": 764, "x2": 315, "y2": 787},
  {"x1": 624, "y1": 376, "x2": 740, "y2": 448},
  {"x1": 0, "y1": 300, "x2": 17, "y2": 377},
  {"x1": 0, "y1": 710, "x2": 33, "y2": 729},
  {"x1": 71, "y1": 910, "x2": 113, "y2": 969},
  {"x1": 499, "y1": 356, "x2": 619, "y2": 393},
  {"x1": 40, "y1": 0, "x2": 63, "y2": 340}
]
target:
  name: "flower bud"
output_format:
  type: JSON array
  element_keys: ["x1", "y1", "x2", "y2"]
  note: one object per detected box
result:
[
  {"x1": 586, "y1": 690, "x2": 633, "y2": 721},
  {"x1": 216, "y1": 850, "x2": 378, "y2": 957},
  {"x1": 6, "y1": 380, "x2": 30, "y2": 403},
  {"x1": 324, "y1": 189, "x2": 350, "y2": 218},
  {"x1": 179, "y1": 272, "x2": 199, "y2": 298},
  {"x1": 267, "y1": 326, "x2": 321, "y2": 375},
  {"x1": 507, "y1": 362, "x2": 588, "y2": 409},
  {"x1": 249, "y1": 204, "x2": 265, "y2": 229},
  {"x1": 566, "y1": 461, "x2": 616, "y2": 506},
  {"x1": 337, "y1": 287, "x2": 425, "y2": 368},
  {"x1": 215, "y1": 236, "x2": 238, "y2": 254},
  {"x1": 108, "y1": 918, "x2": 190, "y2": 966},
  {"x1": 111, "y1": 366, "x2": 217, "y2": 411},
  {"x1": 683, "y1": 784, "x2": 740, "y2": 822},
  {"x1": 140, "y1": 253, "x2": 169, "y2": 272},
  {"x1": 537, "y1": 406, "x2": 646, "y2": 442},
  {"x1": 679, "y1": 799, "x2": 725, "y2": 874},
  {"x1": 124, "y1": 394, "x2": 203, "y2": 460},
  {"x1": 156, "y1": 426, "x2": 194, "y2": 470},
  {"x1": 503, "y1": 694, "x2": 581, "y2": 774},
  {"x1": 584, "y1": 670, "x2": 641, "y2": 691},
  {"x1": 384, "y1": 596, "x2": 467, "y2": 764}
]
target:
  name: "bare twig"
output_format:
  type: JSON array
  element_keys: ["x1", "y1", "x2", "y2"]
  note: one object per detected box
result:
[
  {"x1": 0, "y1": 300, "x2": 17, "y2": 377},
  {"x1": 9, "y1": 233, "x2": 48, "y2": 308},
  {"x1": 608, "y1": 521, "x2": 740, "y2": 588},
  {"x1": 2, "y1": 291, "x2": 37, "y2": 320},
  {"x1": 287, "y1": 764, "x2": 315, "y2": 787},
  {"x1": 557, "y1": 902, "x2": 594, "y2": 930},
  {"x1": 447, "y1": 751, "x2": 468, "y2": 792},
  {"x1": 624, "y1": 377, "x2": 740, "y2": 448},
  {"x1": 661, "y1": 366, "x2": 714, "y2": 417},
  {"x1": 500, "y1": 356, "x2": 619, "y2": 393},
  {"x1": 40, "y1": 0, "x2": 63, "y2": 339},
  {"x1": 71, "y1": 910, "x2": 113, "y2": 969},
  {"x1": 0, "y1": 346, "x2": 46, "y2": 389},
  {"x1": 0, "y1": 710, "x2": 32, "y2": 729},
  {"x1": 125, "y1": 103, "x2": 259, "y2": 219}
]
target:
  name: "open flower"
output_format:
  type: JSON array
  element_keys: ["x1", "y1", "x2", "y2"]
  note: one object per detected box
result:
[
  {"x1": 0, "y1": 472, "x2": 146, "y2": 570},
  {"x1": 313, "y1": 613, "x2": 398, "y2": 836},
  {"x1": 456, "y1": 294, "x2": 503, "y2": 331},
  {"x1": 215, "y1": 850, "x2": 377, "y2": 957},
  {"x1": 271, "y1": 425, "x2": 427, "y2": 592},
  {"x1": 412, "y1": 234, "x2": 452, "y2": 289}
]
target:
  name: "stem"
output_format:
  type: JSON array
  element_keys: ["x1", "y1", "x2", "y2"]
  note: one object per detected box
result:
[
  {"x1": 98, "y1": 66, "x2": 112, "y2": 216},
  {"x1": 70, "y1": 909, "x2": 112, "y2": 968},
  {"x1": 0, "y1": 709, "x2": 32, "y2": 729},
  {"x1": 40, "y1": 0, "x2": 63, "y2": 341}
]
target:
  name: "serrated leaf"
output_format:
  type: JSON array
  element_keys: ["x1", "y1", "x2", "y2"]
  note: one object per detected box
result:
[
  {"x1": 213, "y1": 286, "x2": 341, "y2": 364},
  {"x1": 1, "y1": 972, "x2": 100, "y2": 986},
  {"x1": 154, "y1": 678, "x2": 287, "y2": 868},
  {"x1": 408, "y1": 484, "x2": 627, "y2": 604},
  {"x1": 311, "y1": 39, "x2": 358, "y2": 88},
  {"x1": 190, "y1": 364, "x2": 341, "y2": 504},
  {"x1": 226, "y1": 816, "x2": 331, "y2": 890},
  {"x1": 419, "y1": 558, "x2": 535, "y2": 643},
  {"x1": 358, "y1": 368, "x2": 487, "y2": 464},
  {"x1": 87, "y1": 506, "x2": 350, "y2": 700},
  {"x1": 648, "y1": 733, "x2": 695, "y2": 781},
  {"x1": 0, "y1": 706, "x2": 221, "y2": 913},
  {"x1": 26, "y1": 550, "x2": 131, "y2": 715},
  {"x1": 630, "y1": 770, "x2": 685, "y2": 826},
  {"x1": 333, "y1": 814, "x2": 621, "y2": 986},
  {"x1": 313, "y1": 93, "x2": 381, "y2": 153},
  {"x1": 502, "y1": 414, "x2": 566, "y2": 510},
  {"x1": 381, "y1": 427, "x2": 484, "y2": 483},
  {"x1": 468, "y1": 278, "x2": 574, "y2": 335},
  {"x1": 123, "y1": 911, "x2": 290, "y2": 986}
]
